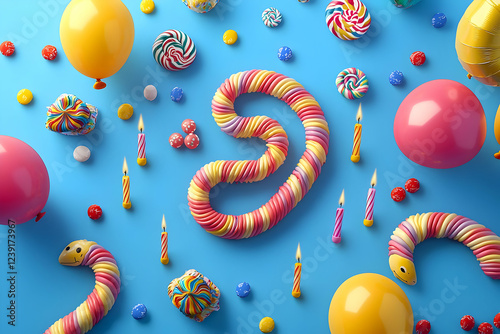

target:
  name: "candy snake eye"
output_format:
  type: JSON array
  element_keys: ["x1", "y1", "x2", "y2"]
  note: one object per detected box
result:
[
  {"x1": 76, "y1": 247, "x2": 82, "y2": 253},
  {"x1": 400, "y1": 266, "x2": 406, "y2": 274}
]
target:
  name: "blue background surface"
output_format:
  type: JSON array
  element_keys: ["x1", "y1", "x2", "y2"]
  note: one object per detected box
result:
[{"x1": 1, "y1": 0, "x2": 500, "y2": 333}]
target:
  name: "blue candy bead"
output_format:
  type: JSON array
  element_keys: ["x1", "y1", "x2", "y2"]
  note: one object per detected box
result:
[
  {"x1": 278, "y1": 46, "x2": 292, "y2": 61},
  {"x1": 236, "y1": 282, "x2": 251, "y2": 298},
  {"x1": 389, "y1": 71, "x2": 404, "y2": 86},
  {"x1": 170, "y1": 87, "x2": 184, "y2": 102},
  {"x1": 432, "y1": 13, "x2": 447, "y2": 28},
  {"x1": 131, "y1": 304, "x2": 147, "y2": 319}
]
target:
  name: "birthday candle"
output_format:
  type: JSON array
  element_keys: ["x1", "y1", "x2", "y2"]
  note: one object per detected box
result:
[
  {"x1": 292, "y1": 243, "x2": 302, "y2": 298},
  {"x1": 332, "y1": 189, "x2": 345, "y2": 243},
  {"x1": 363, "y1": 169, "x2": 377, "y2": 227},
  {"x1": 122, "y1": 157, "x2": 131, "y2": 209},
  {"x1": 160, "y1": 215, "x2": 169, "y2": 264},
  {"x1": 351, "y1": 104, "x2": 363, "y2": 163},
  {"x1": 137, "y1": 114, "x2": 147, "y2": 166}
]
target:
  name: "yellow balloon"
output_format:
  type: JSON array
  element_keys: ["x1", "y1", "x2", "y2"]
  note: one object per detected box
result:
[
  {"x1": 456, "y1": 0, "x2": 500, "y2": 86},
  {"x1": 328, "y1": 273, "x2": 413, "y2": 334},
  {"x1": 60, "y1": 0, "x2": 134, "y2": 89}
]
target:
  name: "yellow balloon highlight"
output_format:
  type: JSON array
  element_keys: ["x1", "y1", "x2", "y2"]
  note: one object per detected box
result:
[
  {"x1": 328, "y1": 273, "x2": 413, "y2": 334},
  {"x1": 60, "y1": 0, "x2": 134, "y2": 89}
]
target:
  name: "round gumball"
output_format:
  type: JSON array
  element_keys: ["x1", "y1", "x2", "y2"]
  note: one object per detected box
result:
[
  {"x1": 17, "y1": 89, "x2": 33, "y2": 105},
  {"x1": 432, "y1": 13, "x2": 447, "y2": 28},
  {"x1": 394, "y1": 80, "x2": 486, "y2": 169},
  {"x1": 391, "y1": 187, "x2": 406, "y2": 202},
  {"x1": 171, "y1": 87, "x2": 183, "y2": 102},
  {"x1": 0, "y1": 136, "x2": 50, "y2": 225},
  {"x1": 259, "y1": 317, "x2": 275, "y2": 333},
  {"x1": 88, "y1": 205, "x2": 102, "y2": 220},
  {"x1": 140, "y1": 0, "x2": 155, "y2": 14},
  {"x1": 169, "y1": 133, "x2": 184, "y2": 148},
  {"x1": 236, "y1": 282, "x2": 251, "y2": 298},
  {"x1": 118, "y1": 103, "x2": 134, "y2": 120},
  {"x1": 0, "y1": 41, "x2": 15, "y2": 56},
  {"x1": 493, "y1": 313, "x2": 500, "y2": 328},
  {"x1": 328, "y1": 273, "x2": 413, "y2": 334},
  {"x1": 460, "y1": 315, "x2": 475, "y2": 331},
  {"x1": 223, "y1": 30, "x2": 238, "y2": 45},
  {"x1": 181, "y1": 119, "x2": 196, "y2": 134},
  {"x1": 415, "y1": 320, "x2": 431, "y2": 334},
  {"x1": 389, "y1": 71, "x2": 404, "y2": 85},
  {"x1": 73, "y1": 146, "x2": 91, "y2": 162},
  {"x1": 131, "y1": 304, "x2": 147, "y2": 319},
  {"x1": 278, "y1": 46, "x2": 292, "y2": 61},
  {"x1": 478, "y1": 323, "x2": 493, "y2": 334},
  {"x1": 405, "y1": 178, "x2": 420, "y2": 193},
  {"x1": 144, "y1": 85, "x2": 157, "y2": 101},
  {"x1": 410, "y1": 51, "x2": 426, "y2": 66},
  {"x1": 42, "y1": 45, "x2": 58, "y2": 60},
  {"x1": 185, "y1": 133, "x2": 200, "y2": 149}
]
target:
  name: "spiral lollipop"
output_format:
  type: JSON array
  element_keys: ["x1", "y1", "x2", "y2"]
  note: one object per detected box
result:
[
  {"x1": 45, "y1": 240, "x2": 120, "y2": 334},
  {"x1": 336, "y1": 67, "x2": 369, "y2": 99},
  {"x1": 187, "y1": 70, "x2": 330, "y2": 239},
  {"x1": 388, "y1": 212, "x2": 500, "y2": 285},
  {"x1": 262, "y1": 7, "x2": 282, "y2": 28},
  {"x1": 168, "y1": 269, "x2": 220, "y2": 322},
  {"x1": 152, "y1": 29, "x2": 196, "y2": 71},
  {"x1": 325, "y1": 0, "x2": 371, "y2": 40},
  {"x1": 46, "y1": 94, "x2": 98, "y2": 136}
]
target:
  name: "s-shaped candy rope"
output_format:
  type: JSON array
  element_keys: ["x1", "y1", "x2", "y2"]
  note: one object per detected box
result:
[
  {"x1": 187, "y1": 70, "x2": 330, "y2": 239},
  {"x1": 389, "y1": 212, "x2": 500, "y2": 285},
  {"x1": 45, "y1": 240, "x2": 120, "y2": 334},
  {"x1": 336, "y1": 67, "x2": 368, "y2": 100}
]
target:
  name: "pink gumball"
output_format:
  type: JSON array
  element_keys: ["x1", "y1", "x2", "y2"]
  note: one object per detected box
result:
[
  {"x1": 0, "y1": 136, "x2": 50, "y2": 224},
  {"x1": 394, "y1": 80, "x2": 486, "y2": 169}
]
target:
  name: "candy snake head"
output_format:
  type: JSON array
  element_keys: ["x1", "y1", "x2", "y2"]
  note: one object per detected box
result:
[
  {"x1": 58, "y1": 240, "x2": 96, "y2": 266},
  {"x1": 389, "y1": 254, "x2": 416, "y2": 285}
]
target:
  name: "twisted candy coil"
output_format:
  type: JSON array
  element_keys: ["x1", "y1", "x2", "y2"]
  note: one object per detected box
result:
[
  {"x1": 152, "y1": 29, "x2": 196, "y2": 71},
  {"x1": 187, "y1": 70, "x2": 330, "y2": 239},
  {"x1": 325, "y1": 0, "x2": 371, "y2": 40},
  {"x1": 456, "y1": 0, "x2": 500, "y2": 86},
  {"x1": 336, "y1": 67, "x2": 368, "y2": 99},
  {"x1": 46, "y1": 94, "x2": 97, "y2": 135},
  {"x1": 45, "y1": 241, "x2": 120, "y2": 334},
  {"x1": 168, "y1": 269, "x2": 220, "y2": 322},
  {"x1": 389, "y1": 212, "x2": 500, "y2": 285},
  {"x1": 262, "y1": 7, "x2": 282, "y2": 28}
]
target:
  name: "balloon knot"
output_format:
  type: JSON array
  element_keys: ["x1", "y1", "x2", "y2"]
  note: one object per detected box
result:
[
  {"x1": 93, "y1": 79, "x2": 107, "y2": 90},
  {"x1": 35, "y1": 212, "x2": 46, "y2": 222},
  {"x1": 494, "y1": 151, "x2": 500, "y2": 159},
  {"x1": 467, "y1": 73, "x2": 472, "y2": 79}
]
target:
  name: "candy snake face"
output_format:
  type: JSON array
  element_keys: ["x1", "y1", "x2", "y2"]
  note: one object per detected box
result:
[
  {"x1": 389, "y1": 255, "x2": 416, "y2": 285},
  {"x1": 58, "y1": 240, "x2": 96, "y2": 266}
]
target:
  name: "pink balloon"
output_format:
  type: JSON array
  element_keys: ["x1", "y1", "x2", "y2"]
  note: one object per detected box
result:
[
  {"x1": 394, "y1": 80, "x2": 486, "y2": 169},
  {"x1": 0, "y1": 136, "x2": 50, "y2": 225}
]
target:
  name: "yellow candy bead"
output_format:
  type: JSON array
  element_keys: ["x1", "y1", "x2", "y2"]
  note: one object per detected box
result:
[
  {"x1": 223, "y1": 30, "x2": 238, "y2": 45},
  {"x1": 140, "y1": 0, "x2": 155, "y2": 14},
  {"x1": 118, "y1": 103, "x2": 134, "y2": 120},
  {"x1": 259, "y1": 317, "x2": 275, "y2": 333},
  {"x1": 17, "y1": 89, "x2": 33, "y2": 105}
]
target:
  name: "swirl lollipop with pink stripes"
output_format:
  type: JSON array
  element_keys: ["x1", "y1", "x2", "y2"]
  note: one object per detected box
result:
[{"x1": 325, "y1": 0, "x2": 371, "y2": 40}]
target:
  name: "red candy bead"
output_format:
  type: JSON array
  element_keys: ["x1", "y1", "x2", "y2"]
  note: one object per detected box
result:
[
  {"x1": 405, "y1": 178, "x2": 420, "y2": 193},
  {"x1": 169, "y1": 133, "x2": 184, "y2": 148},
  {"x1": 185, "y1": 133, "x2": 200, "y2": 149},
  {"x1": 391, "y1": 187, "x2": 406, "y2": 202},
  {"x1": 416, "y1": 319, "x2": 431, "y2": 334},
  {"x1": 460, "y1": 315, "x2": 475, "y2": 331},
  {"x1": 1, "y1": 41, "x2": 15, "y2": 56},
  {"x1": 181, "y1": 119, "x2": 196, "y2": 134},
  {"x1": 42, "y1": 45, "x2": 57, "y2": 60},
  {"x1": 478, "y1": 322, "x2": 493, "y2": 334},
  {"x1": 88, "y1": 205, "x2": 102, "y2": 220},
  {"x1": 494, "y1": 313, "x2": 500, "y2": 328},
  {"x1": 410, "y1": 51, "x2": 426, "y2": 66}
]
